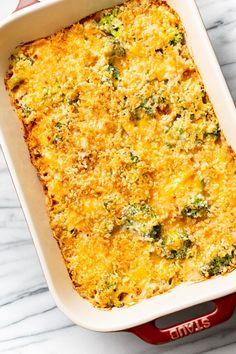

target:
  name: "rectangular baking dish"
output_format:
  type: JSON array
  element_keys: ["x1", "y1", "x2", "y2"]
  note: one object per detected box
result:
[{"x1": 1, "y1": 0, "x2": 236, "y2": 345}]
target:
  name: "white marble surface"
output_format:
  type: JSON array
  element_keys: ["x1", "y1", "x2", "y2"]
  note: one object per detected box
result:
[{"x1": 0, "y1": 0, "x2": 236, "y2": 353}]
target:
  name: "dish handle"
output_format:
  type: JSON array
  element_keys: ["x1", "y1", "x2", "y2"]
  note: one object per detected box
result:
[
  {"x1": 14, "y1": 0, "x2": 40, "y2": 12},
  {"x1": 127, "y1": 293, "x2": 236, "y2": 344}
]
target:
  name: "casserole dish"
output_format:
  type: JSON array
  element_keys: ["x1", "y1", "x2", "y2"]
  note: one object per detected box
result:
[{"x1": 0, "y1": 0, "x2": 236, "y2": 344}]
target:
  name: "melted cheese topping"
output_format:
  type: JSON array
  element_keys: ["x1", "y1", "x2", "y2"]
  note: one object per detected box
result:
[{"x1": 6, "y1": 0, "x2": 236, "y2": 309}]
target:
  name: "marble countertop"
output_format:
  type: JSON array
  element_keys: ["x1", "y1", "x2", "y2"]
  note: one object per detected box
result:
[{"x1": 0, "y1": 0, "x2": 236, "y2": 353}]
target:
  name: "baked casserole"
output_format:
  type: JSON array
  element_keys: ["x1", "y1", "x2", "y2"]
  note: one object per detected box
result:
[{"x1": 5, "y1": 0, "x2": 236, "y2": 308}]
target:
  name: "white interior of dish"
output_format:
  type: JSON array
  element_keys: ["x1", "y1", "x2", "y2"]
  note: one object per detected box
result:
[{"x1": 0, "y1": 0, "x2": 236, "y2": 332}]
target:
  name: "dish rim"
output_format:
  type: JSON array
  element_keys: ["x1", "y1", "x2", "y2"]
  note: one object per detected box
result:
[{"x1": 0, "y1": 0, "x2": 236, "y2": 332}]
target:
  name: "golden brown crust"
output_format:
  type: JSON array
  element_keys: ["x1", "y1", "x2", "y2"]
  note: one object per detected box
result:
[{"x1": 5, "y1": 0, "x2": 236, "y2": 308}]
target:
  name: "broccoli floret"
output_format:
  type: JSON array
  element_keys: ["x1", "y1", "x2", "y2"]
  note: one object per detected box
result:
[
  {"x1": 20, "y1": 55, "x2": 34, "y2": 66},
  {"x1": 140, "y1": 101, "x2": 154, "y2": 116},
  {"x1": 52, "y1": 134, "x2": 62, "y2": 144},
  {"x1": 98, "y1": 10, "x2": 122, "y2": 37},
  {"x1": 108, "y1": 64, "x2": 120, "y2": 80},
  {"x1": 129, "y1": 95, "x2": 170, "y2": 121},
  {"x1": 103, "y1": 198, "x2": 115, "y2": 212},
  {"x1": 201, "y1": 249, "x2": 236, "y2": 277},
  {"x1": 104, "y1": 201, "x2": 162, "y2": 241},
  {"x1": 204, "y1": 125, "x2": 221, "y2": 141},
  {"x1": 111, "y1": 40, "x2": 126, "y2": 57},
  {"x1": 130, "y1": 152, "x2": 140, "y2": 164},
  {"x1": 162, "y1": 232, "x2": 192, "y2": 259},
  {"x1": 22, "y1": 104, "x2": 32, "y2": 117},
  {"x1": 124, "y1": 202, "x2": 153, "y2": 217},
  {"x1": 123, "y1": 203, "x2": 162, "y2": 241},
  {"x1": 130, "y1": 96, "x2": 155, "y2": 120},
  {"x1": 182, "y1": 195, "x2": 210, "y2": 219},
  {"x1": 169, "y1": 32, "x2": 185, "y2": 46},
  {"x1": 167, "y1": 239, "x2": 192, "y2": 259},
  {"x1": 11, "y1": 53, "x2": 34, "y2": 66},
  {"x1": 149, "y1": 223, "x2": 162, "y2": 241},
  {"x1": 132, "y1": 105, "x2": 152, "y2": 120}
]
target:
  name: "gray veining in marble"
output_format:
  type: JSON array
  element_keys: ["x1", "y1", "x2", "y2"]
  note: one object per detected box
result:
[{"x1": 0, "y1": 0, "x2": 236, "y2": 353}]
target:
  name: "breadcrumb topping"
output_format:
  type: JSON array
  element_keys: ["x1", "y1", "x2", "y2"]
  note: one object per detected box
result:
[{"x1": 6, "y1": 0, "x2": 236, "y2": 308}]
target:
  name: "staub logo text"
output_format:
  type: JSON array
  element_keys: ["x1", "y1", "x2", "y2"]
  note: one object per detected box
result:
[{"x1": 170, "y1": 317, "x2": 211, "y2": 340}]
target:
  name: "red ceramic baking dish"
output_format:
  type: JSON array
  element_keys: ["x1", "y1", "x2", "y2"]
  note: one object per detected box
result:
[{"x1": 0, "y1": 0, "x2": 236, "y2": 344}]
